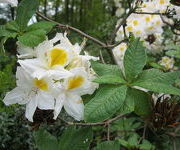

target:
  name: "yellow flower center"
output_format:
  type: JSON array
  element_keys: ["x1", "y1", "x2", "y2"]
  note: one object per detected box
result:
[
  {"x1": 34, "y1": 78, "x2": 48, "y2": 91},
  {"x1": 145, "y1": 16, "x2": 151, "y2": 22},
  {"x1": 136, "y1": 30, "x2": 142, "y2": 35},
  {"x1": 156, "y1": 21, "x2": 161, "y2": 25},
  {"x1": 49, "y1": 48, "x2": 68, "y2": 67},
  {"x1": 133, "y1": 20, "x2": 139, "y2": 26},
  {"x1": 67, "y1": 76, "x2": 84, "y2": 90},
  {"x1": 159, "y1": 0, "x2": 165, "y2": 5},
  {"x1": 126, "y1": 26, "x2": 133, "y2": 32}
]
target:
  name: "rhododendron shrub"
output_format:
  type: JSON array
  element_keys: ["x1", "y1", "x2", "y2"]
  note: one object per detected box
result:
[{"x1": 0, "y1": 0, "x2": 180, "y2": 149}]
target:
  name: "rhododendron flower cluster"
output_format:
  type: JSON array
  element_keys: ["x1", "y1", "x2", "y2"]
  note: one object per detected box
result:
[
  {"x1": 159, "y1": 56, "x2": 175, "y2": 70},
  {"x1": 3, "y1": 33, "x2": 99, "y2": 122},
  {"x1": 114, "y1": 0, "x2": 180, "y2": 54}
]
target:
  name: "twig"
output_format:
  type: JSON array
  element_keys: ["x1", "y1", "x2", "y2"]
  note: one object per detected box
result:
[
  {"x1": 160, "y1": 14, "x2": 180, "y2": 36},
  {"x1": 138, "y1": 123, "x2": 147, "y2": 144},
  {"x1": 59, "y1": 114, "x2": 127, "y2": 126},
  {"x1": 99, "y1": 50, "x2": 105, "y2": 64},
  {"x1": 133, "y1": 11, "x2": 166, "y2": 15},
  {"x1": 36, "y1": 12, "x2": 122, "y2": 48},
  {"x1": 173, "y1": 138, "x2": 177, "y2": 150},
  {"x1": 107, "y1": 123, "x2": 110, "y2": 141},
  {"x1": 111, "y1": 7, "x2": 136, "y2": 42}
]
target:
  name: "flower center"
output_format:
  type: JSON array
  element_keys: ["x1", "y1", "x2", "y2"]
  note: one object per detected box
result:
[
  {"x1": 159, "y1": 0, "x2": 165, "y2": 5},
  {"x1": 34, "y1": 78, "x2": 48, "y2": 91},
  {"x1": 67, "y1": 76, "x2": 84, "y2": 90},
  {"x1": 49, "y1": 48, "x2": 68, "y2": 67},
  {"x1": 133, "y1": 20, "x2": 139, "y2": 26}
]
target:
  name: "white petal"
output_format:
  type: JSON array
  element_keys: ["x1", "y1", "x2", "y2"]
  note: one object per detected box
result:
[
  {"x1": 37, "y1": 91, "x2": 55, "y2": 110},
  {"x1": 16, "y1": 67, "x2": 33, "y2": 90},
  {"x1": 25, "y1": 95, "x2": 38, "y2": 122},
  {"x1": 47, "y1": 68, "x2": 73, "y2": 80},
  {"x1": 18, "y1": 59, "x2": 46, "y2": 79},
  {"x1": 3, "y1": 87, "x2": 27, "y2": 105},
  {"x1": 53, "y1": 93, "x2": 65, "y2": 119},
  {"x1": 64, "y1": 94, "x2": 84, "y2": 121},
  {"x1": 17, "y1": 42, "x2": 36, "y2": 59}
]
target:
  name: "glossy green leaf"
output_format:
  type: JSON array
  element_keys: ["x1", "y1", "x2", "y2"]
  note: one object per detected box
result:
[
  {"x1": 34, "y1": 129, "x2": 59, "y2": 150},
  {"x1": 18, "y1": 29, "x2": 46, "y2": 47},
  {"x1": 93, "y1": 141, "x2": 120, "y2": 150},
  {"x1": 124, "y1": 38, "x2": 146, "y2": 81},
  {"x1": 93, "y1": 75, "x2": 126, "y2": 85},
  {"x1": 59, "y1": 127, "x2": 93, "y2": 150},
  {"x1": 85, "y1": 85, "x2": 127, "y2": 122},
  {"x1": 16, "y1": 0, "x2": 39, "y2": 31}
]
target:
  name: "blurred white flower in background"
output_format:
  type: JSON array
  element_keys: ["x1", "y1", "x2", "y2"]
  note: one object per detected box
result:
[
  {"x1": 114, "y1": 0, "x2": 180, "y2": 54},
  {"x1": 0, "y1": 0, "x2": 18, "y2": 7},
  {"x1": 112, "y1": 42, "x2": 128, "y2": 70},
  {"x1": 159, "y1": 56, "x2": 175, "y2": 70}
]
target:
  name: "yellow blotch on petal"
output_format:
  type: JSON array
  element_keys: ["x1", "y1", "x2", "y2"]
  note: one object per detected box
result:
[
  {"x1": 133, "y1": 20, "x2": 139, "y2": 26},
  {"x1": 68, "y1": 76, "x2": 84, "y2": 90},
  {"x1": 159, "y1": 0, "x2": 165, "y2": 5},
  {"x1": 145, "y1": 16, "x2": 151, "y2": 22},
  {"x1": 156, "y1": 21, "x2": 161, "y2": 25},
  {"x1": 34, "y1": 78, "x2": 48, "y2": 91},
  {"x1": 126, "y1": 26, "x2": 133, "y2": 32},
  {"x1": 49, "y1": 48, "x2": 68, "y2": 67},
  {"x1": 75, "y1": 99, "x2": 83, "y2": 104}
]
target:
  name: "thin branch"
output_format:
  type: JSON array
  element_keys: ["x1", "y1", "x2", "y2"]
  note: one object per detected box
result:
[
  {"x1": 36, "y1": 12, "x2": 121, "y2": 48},
  {"x1": 59, "y1": 114, "x2": 127, "y2": 126},
  {"x1": 173, "y1": 138, "x2": 177, "y2": 150},
  {"x1": 111, "y1": 7, "x2": 135, "y2": 42},
  {"x1": 99, "y1": 50, "x2": 105, "y2": 64},
  {"x1": 160, "y1": 14, "x2": 180, "y2": 36},
  {"x1": 133, "y1": 11, "x2": 166, "y2": 15},
  {"x1": 107, "y1": 123, "x2": 110, "y2": 141}
]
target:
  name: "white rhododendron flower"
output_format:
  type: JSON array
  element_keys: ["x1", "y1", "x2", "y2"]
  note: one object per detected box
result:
[
  {"x1": 17, "y1": 42, "x2": 37, "y2": 59},
  {"x1": 18, "y1": 33, "x2": 77, "y2": 80},
  {"x1": 3, "y1": 32, "x2": 99, "y2": 122},
  {"x1": 159, "y1": 56, "x2": 175, "y2": 70},
  {"x1": 114, "y1": 0, "x2": 180, "y2": 53},
  {"x1": 3, "y1": 67, "x2": 55, "y2": 122},
  {"x1": 53, "y1": 67, "x2": 98, "y2": 120},
  {"x1": 112, "y1": 42, "x2": 128, "y2": 70},
  {"x1": 0, "y1": 0, "x2": 18, "y2": 7}
]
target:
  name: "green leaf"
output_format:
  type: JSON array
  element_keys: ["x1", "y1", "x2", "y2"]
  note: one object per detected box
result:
[
  {"x1": 93, "y1": 75, "x2": 126, "y2": 85},
  {"x1": 140, "y1": 140, "x2": 155, "y2": 150},
  {"x1": 117, "y1": 87, "x2": 136, "y2": 115},
  {"x1": 34, "y1": 129, "x2": 59, "y2": 150},
  {"x1": 85, "y1": 85, "x2": 127, "y2": 122},
  {"x1": 27, "y1": 21, "x2": 56, "y2": 33},
  {"x1": 18, "y1": 29, "x2": 46, "y2": 47},
  {"x1": 128, "y1": 133, "x2": 139, "y2": 146},
  {"x1": 166, "y1": 50, "x2": 180, "y2": 59},
  {"x1": 91, "y1": 61, "x2": 123, "y2": 77},
  {"x1": 59, "y1": 127, "x2": 93, "y2": 150},
  {"x1": 133, "y1": 69, "x2": 180, "y2": 85},
  {"x1": 16, "y1": 0, "x2": 39, "y2": 31},
  {"x1": 111, "y1": 117, "x2": 141, "y2": 132},
  {"x1": 93, "y1": 141, "x2": 120, "y2": 150},
  {"x1": 132, "y1": 89, "x2": 152, "y2": 117},
  {"x1": 0, "y1": 37, "x2": 7, "y2": 54},
  {"x1": 0, "y1": 25, "x2": 18, "y2": 38},
  {"x1": 6, "y1": 21, "x2": 20, "y2": 33},
  {"x1": 132, "y1": 69, "x2": 180, "y2": 96},
  {"x1": 124, "y1": 38, "x2": 146, "y2": 81}
]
